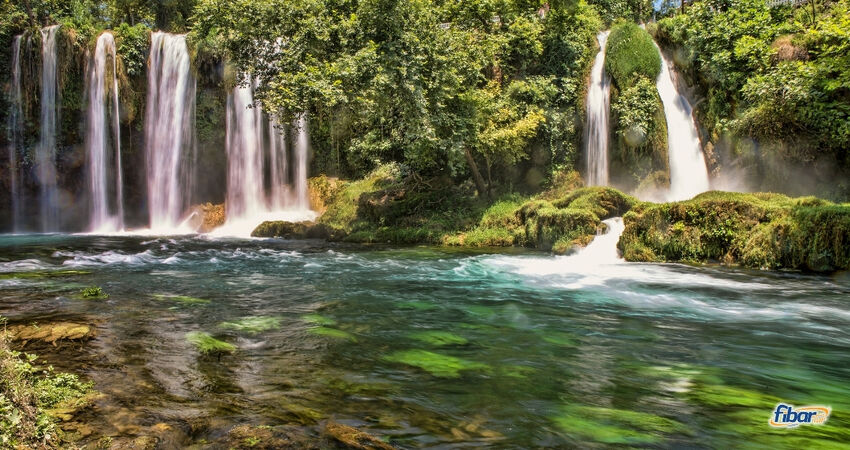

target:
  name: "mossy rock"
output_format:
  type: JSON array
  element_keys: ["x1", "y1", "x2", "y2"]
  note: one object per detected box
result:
[
  {"x1": 251, "y1": 221, "x2": 334, "y2": 239},
  {"x1": 77, "y1": 286, "x2": 108, "y2": 300},
  {"x1": 383, "y1": 349, "x2": 490, "y2": 378},
  {"x1": 619, "y1": 191, "x2": 850, "y2": 271},
  {"x1": 8, "y1": 322, "x2": 95, "y2": 346},
  {"x1": 323, "y1": 421, "x2": 395, "y2": 450},
  {"x1": 185, "y1": 331, "x2": 236, "y2": 356}
]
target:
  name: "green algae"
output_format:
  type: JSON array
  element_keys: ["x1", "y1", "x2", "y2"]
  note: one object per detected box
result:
[
  {"x1": 539, "y1": 331, "x2": 578, "y2": 347},
  {"x1": 152, "y1": 293, "x2": 210, "y2": 305},
  {"x1": 78, "y1": 286, "x2": 109, "y2": 300},
  {"x1": 309, "y1": 327, "x2": 356, "y2": 342},
  {"x1": 500, "y1": 365, "x2": 536, "y2": 379},
  {"x1": 551, "y1": 405, "x2": 689, "y2": 445},
  {"x1": 0, "y1": 270, "x2": 91, "y2": 280},
  {"x1": 409, "y1": 331, "x2": 468, "y2": 347},
  {"x1": 185, "y1": 331, "x2": 236, "y2": 355},
  {"x1": 219, "y1": 316, "x2": 281, "y2": 334},
  {"x1": 383, "y1": 349, "x2": 490, "y2": 378},
  {"x1": 301, "y1": 314, "x2": 337, "y2": 326}
]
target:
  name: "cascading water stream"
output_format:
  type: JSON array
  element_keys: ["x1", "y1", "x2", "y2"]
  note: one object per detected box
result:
[
  {"x1": 144, "y1": 32, "x2": 196, "y2": 231},
  {"x1": 293, "y1": 114, "x2": 310, "y2": 210},
  {"x1": 585, "y1": 30, "x2": 611, "y2": 187},
  {"x1": 37, "y1": 25, "x2": 61, "y2": 232},
  {"x1": 7, "y1": 35, "x2": 24, "y2": 232},
  {"x1": 215, "y1": 82, "x2": 315, "y2": 237},
  {"x1": 655, "y1": 44, "x2": 710, "y2": 201},
  {"x1": 85, "y1": 32, "x2": 124, "y2": 232},
  {"x1": 225, "y1": 82, "x2": 266, "y2": 220}
]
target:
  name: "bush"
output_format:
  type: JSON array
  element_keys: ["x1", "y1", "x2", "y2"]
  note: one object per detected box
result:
[{"x1": 605, "y1": 21, "x2": 661, "y2": 90}]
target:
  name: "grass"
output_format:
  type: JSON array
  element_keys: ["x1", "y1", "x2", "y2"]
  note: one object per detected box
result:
[{"x1": 0, "y1": 318, "x2": 94, "y2": 448}]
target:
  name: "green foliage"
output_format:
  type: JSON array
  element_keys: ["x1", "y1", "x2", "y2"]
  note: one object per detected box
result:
[
  {"x1": 0, "y1": 322, "x2": 93, "y2": 448},
  {"x1": 605, "y1": 21, "x2": 660, "y2": 90},
  {"x1": 113, "y1": 22, "x2": 149, "y2": 78},
  {"x1": 655, "y1": 0, "x2": 850, "y2": 195},
  {"x1": 619, "y1": 191, "x2": 850, "y2": 271},
  {"x1": 185, "y1": 331, "x2": 236, "y2": 355}
]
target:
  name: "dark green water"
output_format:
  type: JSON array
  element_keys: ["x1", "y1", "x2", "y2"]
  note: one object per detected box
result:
[{"x1": 1, "y1": 233, "x2": 849, "y2": 448}]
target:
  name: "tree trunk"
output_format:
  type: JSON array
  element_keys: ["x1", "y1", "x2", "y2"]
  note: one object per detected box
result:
[{"x1": 465, "y1": 148, "x2": 488, "y2": 198}]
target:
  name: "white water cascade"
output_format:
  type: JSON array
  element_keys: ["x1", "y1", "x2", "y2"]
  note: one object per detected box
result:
[
  {"x1": 7, "y1": 35, "x2": 24, "y2": 232},
  {"x1": 144, "y1": 32, "x2": 196, "y2": 231},
  {"x1": 655, "y1": 45, "x2": 710, "y2": 201},
  {"x1": 225, "y1": 82, "x2": 266, "y2": 220},
  {"x1": 585, "y1": 30, "x2": 611, "y2": 187},
  {"x1": 215, "y1": 83, "x2": 314, "y2": 237},
  {"x1": 85, "y1": 32, "x2": 124, "y2": 232},
  {"x1": 37, "y1": 25, "x2": 61, "y2": 232}
]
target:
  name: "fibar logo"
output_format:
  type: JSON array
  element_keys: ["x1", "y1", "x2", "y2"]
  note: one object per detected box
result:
[{"x1": 769, "y1": 403, "x2": 830, "y2": 428}]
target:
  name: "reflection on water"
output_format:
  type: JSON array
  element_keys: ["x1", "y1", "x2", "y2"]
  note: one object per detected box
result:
[{"x1": 0, "y1": 234, "x2": 849, "y2": 447}]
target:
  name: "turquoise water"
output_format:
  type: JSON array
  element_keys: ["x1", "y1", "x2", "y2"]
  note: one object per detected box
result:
[{"x1": 1, "y1": 233, "x2": 849, "y2": 447}]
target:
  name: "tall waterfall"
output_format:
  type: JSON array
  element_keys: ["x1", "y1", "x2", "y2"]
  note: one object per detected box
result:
[
  {"x1": 37, "y1": 25, "x2": 61, "y2": 232},
  {"x1": 655, "y1": 45, "x2": 709, "y2": 201},
  {"x1": 144, "y1": 32, "x2": 196, "y2": 231},
  {"x1": 225, "y1": 82, "x2": 266, "y2": 220},
  {"x1": 293, "y1": 114, "x2": 309, "y2": 209},
  {"x1": 216, "y1": 81, "x2": 314, "y2": 237},
  {"x1": 585, "y1": 30, "x2": 611, "y2": 187},
  {"x1": 7, "y1": 35, "x2": 24, "y2": 232},
  {"x1": 85, "y1": 32, "x2": 124, "y2": 232}
]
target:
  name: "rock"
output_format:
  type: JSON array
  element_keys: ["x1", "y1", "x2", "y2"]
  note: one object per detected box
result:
[
  {"x1": 251, "y1": 221, "x2": 334, "y2": 239},
  {"x1": 220, "y1": 424, "x2": 315, "y2": 449},
  {"x1": 324, "y1": 422, "x2": 395, "y2": 450},
  {"x1": 187, "y1": 202, "x2": 226, "y2": 233},
  {"x1": 7, "y1": 321, "x2": 95, "y2": 346}
]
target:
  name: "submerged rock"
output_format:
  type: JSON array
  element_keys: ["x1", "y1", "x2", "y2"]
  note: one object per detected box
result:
[
  {"x1": 324, "y1": 422, "x2": 395, "y2": 450},
  {"x1": 8, "y1": 322, "x2": 96, "y2": 346}
]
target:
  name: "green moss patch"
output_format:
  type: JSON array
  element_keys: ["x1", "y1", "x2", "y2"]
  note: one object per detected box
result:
[
  {"x1": 309, "y1": 327, "x2": 357, "y2": 342},
  {"x1": 383, "y1": 349, "x2": 490, "y2": 378},
  {"x1": 0, "y1": 270, "x2": 91, "y2": 280},
  {"x1": 551, "y1": 405, "x2": 689, "y2": 445},
  {"x1": 185, "y1": 331, "x2": 236, "y2": 356},
  {"x1": 78, "y1": 286, "x2": 108, "y2": 300}
]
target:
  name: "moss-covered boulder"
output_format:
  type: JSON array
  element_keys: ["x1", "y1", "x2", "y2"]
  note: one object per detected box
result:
[
  {"x1": 323, "y1": 422, "x2": 395, "y2": 450},
  {"x1": 447, "y1": 185, "x2": 637, "y2": 254},
  {"x1": 618, "y1": 191, "x2": 850, "y2": 271},
  {"x1": 8, "y1": 322, "x2": 96, "y2": 346},
  {"x1": 251, "y1": 221, "x2": 334, "y2": 239}
]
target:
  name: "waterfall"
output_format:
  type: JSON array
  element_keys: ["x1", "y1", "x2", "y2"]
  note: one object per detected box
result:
[
  {"x1": 225, "y1": 82, "x2": 266, "y2": 220},
  {"x1": 215, "y1": 81, "x2": 315, "y2": 237},
  {"x1": 268, "y1": 117, "x2": 289, "y2": 211},
  {"x1": 655, "y1": 45, "x2": 709, "y2": 201},
  {"x1": 293, "y1": 114, "x2": 310, "y2": 209},
  {"x1": 7, "y1": 35, "x2": 24, "y2": 232},
  {"x1": 585, "y1": 30, "x2": 611, "y2": 187},
  {"x1": 37, "y1": 25, "x2": 61, "y2": 232},
  {"x1": 144, "y1": 32, "x2": 196, "y2": 231},
  {"x1": 85, "y1": 32, "x2": 124, "y2": 232}
]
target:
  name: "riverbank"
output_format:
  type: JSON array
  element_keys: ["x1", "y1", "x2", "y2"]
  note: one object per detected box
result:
[{"x1": 252, "y1": 168, "x2": 850, "y2": 272}]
